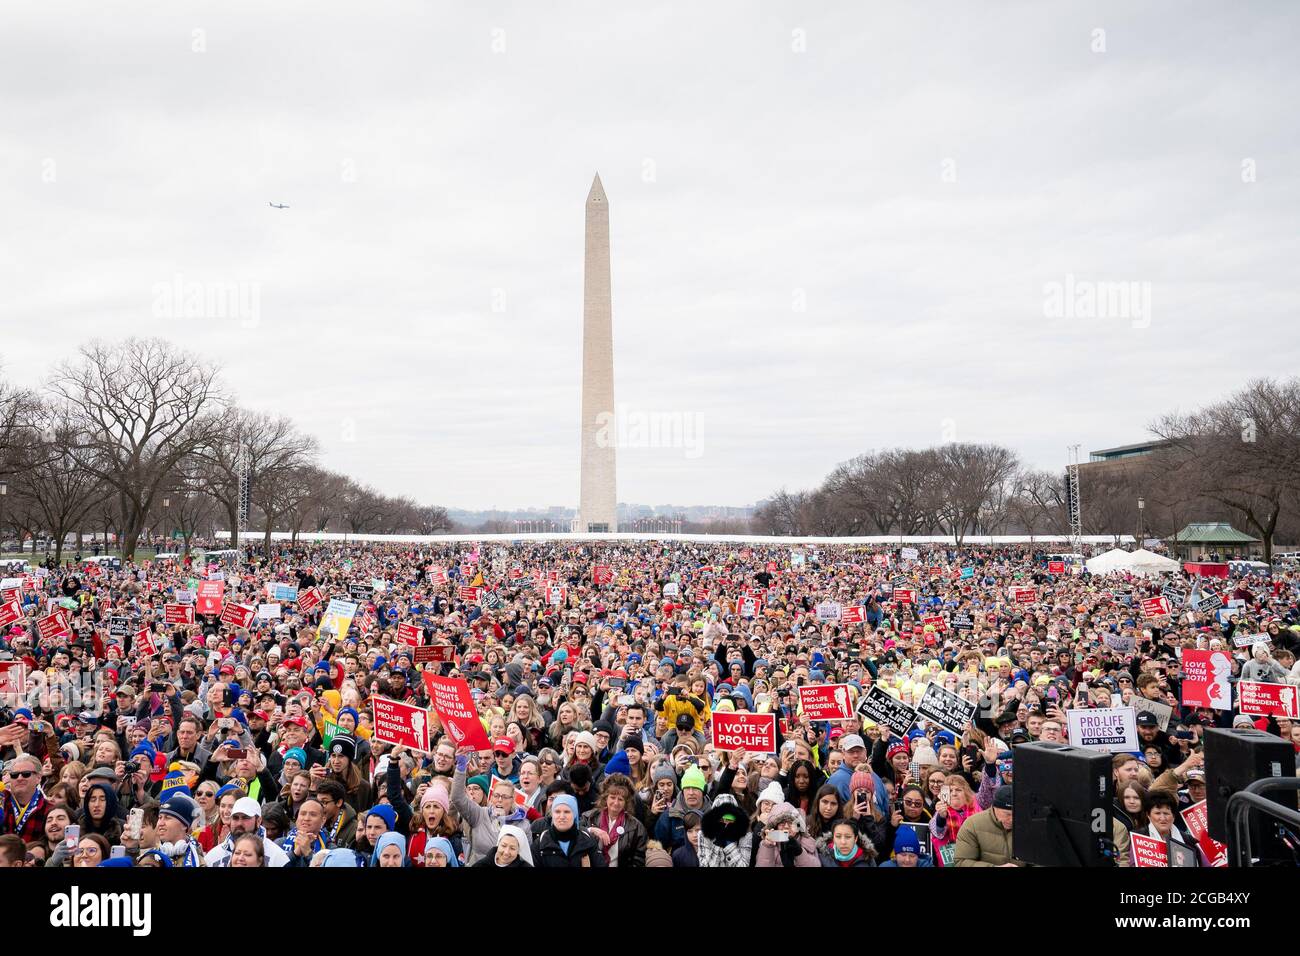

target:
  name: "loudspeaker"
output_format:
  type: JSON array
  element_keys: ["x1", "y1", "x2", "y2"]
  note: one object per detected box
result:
[
  {"x1": 1012, "y1": 741, "x2": 1115, "y2": 867},
  {"x1": 1205, "y1": 728, "x2": 1295, "y2": 849}
]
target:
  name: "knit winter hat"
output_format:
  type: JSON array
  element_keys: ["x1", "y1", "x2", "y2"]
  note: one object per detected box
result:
[
  {"x1": 893, "y1": 827, "x2": 921, "y2": 855},
  {"x1": 757, "y1": 781, "x2": 784, "y2": 806},
  {"x1": 421, "y1": 786, "x2": 450, "y2": 812},
  {"x1": 551, "y1": 794, "x2": 579, "y2": 818},
  {"x1": 367, "y1": 804, "x2": 398, "y2": 832},
  {"x1": 849, "y1": 771, "x2": 874, "y2": 794},
  {"x1": 651, "y1": 765, "x2": 678, "y2": 788},
  {"x1": 680, "y1": 766, "x2": 707, "y2": 792},
  {"x1": 766, "y1": 801, "x2": 807, "y2": 833}
]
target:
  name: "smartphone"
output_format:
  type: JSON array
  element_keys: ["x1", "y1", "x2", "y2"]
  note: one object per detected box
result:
[
  {"x1": 608, "y1": 677, "x2": 625, "y2": 690},
  {"x1": 110, "y1": 844, "x2": 126, "y2": 859},
  {"x1": 65, "y1": 824, "x2": 80, "y2": 849},
  {"x1": 619, "y1": 695, "x2": 635, "y2": 706},
  {"x1": 128, "y1": 807, "x2": 144, "y2": 840},
  {"x1": 769, "y1": 830, "x2": 789, "y2": 843},
  {"x1": 226, "y1": 748, "x2": 246, "y2": 760}
]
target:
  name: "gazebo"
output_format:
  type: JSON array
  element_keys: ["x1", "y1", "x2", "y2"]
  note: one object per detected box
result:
[{"x1": 1170, "y1": 522, "x2": 1260, "y2": 561}]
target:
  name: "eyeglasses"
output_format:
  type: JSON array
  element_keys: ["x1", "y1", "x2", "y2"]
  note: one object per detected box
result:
[
  {"x1": 5, "y1": 770, "x2": 36, "y2": 780},
  {"x1": 903, "y1": 799, "x2": 924, "y2": 807}
]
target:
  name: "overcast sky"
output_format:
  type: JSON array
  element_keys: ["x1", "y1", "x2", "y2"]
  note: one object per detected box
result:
[{"x1": 3, "y1": 1, "x2": 1297, "y2": 511}]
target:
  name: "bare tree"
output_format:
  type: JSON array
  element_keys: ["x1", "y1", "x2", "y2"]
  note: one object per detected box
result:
[{"x1": 49, "y1": 338, "x2": 225, "y2": 561}]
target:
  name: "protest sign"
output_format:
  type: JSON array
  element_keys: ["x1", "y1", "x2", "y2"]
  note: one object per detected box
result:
[
  {"x1": 396, "y1": 621, "x2": 424, "y2": 647},
  {"x1": 1182, "y1": 800, "x2": 1229, "y2": 867},
  {"x1": 1193, "y1": 591, "x2": 1224, "y2": 613},
  {"x1": 737, "y1": 595, "x2": 761, "y2": 618},
  {"x1": 840, "y1": 604, "x2": 865, "y2": 625},
  {"x1": 297, "y1": 587, "x2": 323, "y2": 614},
  {"x1": 1232, "y1": 632, "x2": 1271, "y2": 649},
  {"x1": 1132, "y1": 696, "x2": 1173, "y2": 732},
  {"x1": 900, "y1": 547, "x2": 919, "y2": 562},
  {"x1": 920, "y1": 615, "x2": 946, "y2": 632},
  {"x1": 1181, "y1": 648, "x2": 1233, "y2": 710},
  {"x1": 220, "y1": 603, "x2": 256, "y2": 629},
  {"x1": 0, "y1": 600, "x2": 23, "y2": 629},
  {"x1": 195, "y1": 580, "x2": 224, "y2": 616},
  {"x1": 318, "y1": 598, "x2": 358, "y2": 640},
  {"x1": 1048, "y1": 561, "x2": 1065, "y2": 574},
  {"x1": 915, "y1": 682, "x2": 977, "y2": 735},
  {"x1": 1129, "y1": 832, "x2": 1168, "y2": 868},
  {"x1": 348, "y1": 583, "x2": 374, "y2": 602},
  {"x1": 422, "y1": 673, "x2": 491, "y2": 749},
  {"x1": 1009, "y1": 586, "x2": 1036, "y2": 604},
  {"x1": 1237, "y1": 681, "x2": 1300, "y2": 719},
  {"x1": 371, "y1": 697, "x2": 431, "y2": 751},
  {"x1": 815, "y1": 601, "x2": 842, "y2": 622},
  {"x1": 37, "y1": 610, "x2": 71, "y2": 641},
  {"x1": 1103, "y1": 632, "x2": 1136, "y2": 654},
  {"x1": 1066, "y1": 707, "x2": 1138, "y2": 752},
  {"x1": 856, "y1": 685, "x2": 918, "y2": 739},
  {"x1": 950, "y1": 612, "x2": 975, "y2": 630},
  {"x1": 662, "y1": 582, "x2": 680, "y2": 597},
  {"x1": 133, "y1": 628, "x2": 157, "y2": 657},
  {"x1": 1141, "y1": 596, "x2": 1171, "y2": 618},
  {"x1": 711, "y1": 712, "x2": 777, "y2": 752},
  {"x1": 108, "y1": 616, "x2": 131, "y2": 638},
  {"x1": 893, "y1": 587, "x2": 916, "y2": 605},
  {"x1": 546, "y1": 585, "x2": 567, "y2": 606},
  {"x1": 164, "y1": 603, "x2": 195, "y2": 625},
  {"x1": 457, "y1": 585, "x2": 481, "y2": 603},
  {"x1": 413, "y1": 644, "x2": 453, "y2": 665},
  {"x1": 173, "y1": 588, "x2": 194, "y2": 605},
  {"x1": 593, "y1": 565, "x2": 612, "y2": 585},
  {"x1": 797, "y1": 684, "x2": 853, "y2": 720},
  {"x1": 488, "y1": 774, "x2": 528, "y2": 809},
  {"x1": 256, "y1": 603, "x2": 282, "y2": 620},
  {"x1": 0, "y1": 660, "x2": 26, "y2": 696}
]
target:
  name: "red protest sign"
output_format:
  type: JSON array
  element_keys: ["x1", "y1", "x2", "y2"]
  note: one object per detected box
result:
[
  {"x1": 397, "y1": 621, "x2": 424, "y2": 647},
  {"x1": 840, "y1": 605, "x2": 865, "y2": 625},
  {"x1": 1048, "y1": 561, "x2": 1065, "y2": 574},
  {"x1": 1129, "y1": 832, "x2": 1168, "y2": 867},
  {"x1": 164, "y1": 604, "x2": 195, "y2": 625},
  {"x1": 0, "y1": 587, "x2": 19, "y2": 605},
  {"x1": 1181, "y1": 649, "x2": 1233, "y2": 710},
  {"x1": 37, "y1": 611, "x2": 71, "y2": 641},
  {"x1": 134, "y1": 627, "x2": 157, "y2": 656},
  {"x1": 893, "y1": 587, "x2": 916, "y2": 605},
  {"x1": 546, "y1": 586, "x2": 567, "y2": 606},
  {"x1": 488, "y1": 774, "x2": 528, "y2": 809},
  {"x1": 422, "y1": 673, "x2": 491, "y2": 750},
  {"x1": 371, "y1": 696, "x2": 431, "y2": 751},
  {"x1": 195, "y1": 580, "x2": 224, "y2": 616},
  {"x1": 507, "y1": 566, "x2": 524, "y2": 580},
  {"x1": 921, "y1": 615, "x2": 947, "y2": 632},
  {"x1": 694, "y1": 586, "x2": 711, "y2": 603},
  {"x1": 737, "y1": 595, "x2": 761, "y2": 618},
  {"x1": 1181, "y1": 800, "x2": 1228, "y2": 867},
  {"x1": 798, "y1": 683, "x2": 854, "y2": 720},
  {"x1": 413, "y1": 644, "x2": 453, "y2": 665},
  {"x1": 428, "y1": 568, "x2": 449, "y2": 585},
  {"x1": 458, "y1": 585, "x2": 481, "y2": 603},
  {"x1": 0, "y1": 660, "x2": 26, "y2": 696},
  {"x1": 711, "y1": 712, "x2": 777, "y2": 752},
  {"x1": 1009, "y1": 586, "x2": 1036, "y2": 604},
  {"x1": 297, "y1": 587, "x2": 323, "y2": 614},
  {"x1": 1141, "y1": 596, "x2": 1171, "y2": 618},
  {"x1": 1237, "y1": 680, "x2": 1300, "y2": 719},
  {"x1": 593, "y1": 565, "x2": 612, "y2": 585},
  {"x1": 0, "y1": 600, "x2": 23, "y2": 629},
  {"x1": 220, "y1": 603, "x2": 256, "y2": 629}
]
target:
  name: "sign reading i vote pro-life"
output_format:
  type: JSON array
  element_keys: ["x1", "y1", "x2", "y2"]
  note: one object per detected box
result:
[
  {"x1": 711, "y1": 712, "x2": 777, "y2": 752},
  {"x1": 1067, "y1": 706, "x2": 1138, "y2": 752}
]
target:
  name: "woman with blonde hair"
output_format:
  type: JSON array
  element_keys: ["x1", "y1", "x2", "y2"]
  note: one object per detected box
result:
[
  {"x1": 929, "y1": 774, "x2": 976, "y2": 865},
  {"x1": 548, "y1": 701, "x2": 582, "y2": 750}
]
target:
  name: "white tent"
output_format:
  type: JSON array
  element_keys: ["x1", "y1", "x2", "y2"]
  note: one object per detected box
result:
[{"x1": 1086, "y1": 548, "x2": 1181, "y2": 577}]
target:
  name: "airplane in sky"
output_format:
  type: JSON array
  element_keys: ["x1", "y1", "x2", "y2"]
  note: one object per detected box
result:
[{"x1": 268, "y1": 202, "x2": 289, "y2": 209}]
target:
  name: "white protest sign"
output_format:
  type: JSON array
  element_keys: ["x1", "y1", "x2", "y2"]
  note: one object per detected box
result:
[{"x1": 1067, "y1": 706, "x2": 1138, "y2": 752}]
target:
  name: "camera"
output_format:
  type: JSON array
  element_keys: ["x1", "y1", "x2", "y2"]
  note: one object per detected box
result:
[{"x1": 124, "y1": 760, "x2": 140, "y2": 775}]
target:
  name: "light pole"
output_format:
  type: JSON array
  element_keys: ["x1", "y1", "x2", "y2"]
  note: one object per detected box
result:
[
  {"x1": 162, "y1": 496, "x2": 170, "y2": 550},
  {"x1": 1137, "y1": 496, "x2": 1145, "y2": 549},
  {"x1": 0, "y1": 480, "x2": 7, "y2": 556}
]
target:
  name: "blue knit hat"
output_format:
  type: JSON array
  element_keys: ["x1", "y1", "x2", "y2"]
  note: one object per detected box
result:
[
  {"x1": 551, "y1": 794, "x2": 579, "y2": 819},
  {"x1": 893, "y1": 827, "x2": 921, "y2": 855},
  {"x1": 366, "y1": 804, "x2": 397, "y2": 832},
  {"x1": 283, "y1": 747, "x2": 308, "y2": 768},
  {"x1": 603, "y1": 750, "x2": 631, "y2": 777}
]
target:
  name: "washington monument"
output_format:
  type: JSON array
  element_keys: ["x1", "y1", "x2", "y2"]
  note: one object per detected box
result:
[{"x1": 578, "y1": 173, "x2": 618, "y2": 532}]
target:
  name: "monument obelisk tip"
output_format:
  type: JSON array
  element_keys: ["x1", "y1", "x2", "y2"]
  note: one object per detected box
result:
[{"x1": 587, "y1": 173, "x2": 606, "y2": 203}]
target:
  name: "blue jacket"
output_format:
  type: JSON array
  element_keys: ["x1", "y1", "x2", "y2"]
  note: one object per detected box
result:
[{"x1": 828, "y1": 764, "x2": 890, "y2": 816}]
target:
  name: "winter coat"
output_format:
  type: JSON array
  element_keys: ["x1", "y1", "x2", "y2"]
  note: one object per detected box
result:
[
  {"x1": 533, "y1": 824, "x2": 607, "y2": 868},
  {"x1": 581, "y1": 807, "x2": 648, "y2": 867},
  {"x1": 818, "y1": 844, "x2": 875, "y2": 867},
  {"x1": 929, "y1": 802, "x2": 977, "y2": 865},
  {"x1": 452, "y1": 765, "x2": 527, "y2": 866},
  {"x1": 953, "y1": 808, "x2": 1020, "y2": 867},
  {"x1": 697, "y1": 799, "x2": 752, "y2": 867},
  {"x1": 756, "y1": 834, "x2": 821, "y2": 867}
]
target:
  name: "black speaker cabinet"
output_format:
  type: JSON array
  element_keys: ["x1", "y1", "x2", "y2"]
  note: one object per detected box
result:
[
  {"x1": 1012, "y1": 741, "x2": 1115, "y2": 867},
  {"x1": 1205, "y1": 727, "x2": 1295, "y2": 851}
]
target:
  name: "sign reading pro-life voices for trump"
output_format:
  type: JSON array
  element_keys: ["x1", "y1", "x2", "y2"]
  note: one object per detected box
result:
[{"x1": 1066, "y1": 707, "x2": 1138, "y2": 752}]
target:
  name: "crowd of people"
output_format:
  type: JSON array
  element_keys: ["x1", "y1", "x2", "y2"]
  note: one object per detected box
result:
[{"x1": 1, "y1": 538, "x2": 1297, "y2": 870}]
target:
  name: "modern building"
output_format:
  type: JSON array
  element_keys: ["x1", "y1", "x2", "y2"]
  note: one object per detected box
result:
[{"x1": 577, "y1": 173, "x2": 618, "y2": 532}]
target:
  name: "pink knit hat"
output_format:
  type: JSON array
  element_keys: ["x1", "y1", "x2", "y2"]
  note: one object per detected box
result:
[{"x1": 421, "y1": 785, "x2": 450, "y2": 812}]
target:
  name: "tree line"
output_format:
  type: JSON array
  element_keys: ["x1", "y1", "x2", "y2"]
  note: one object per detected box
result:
[
  {"x1": 0, "y1": 338, "x2": 450, "y2": 561},
  {"x1": 751, "y1": 378, "x2": 1300, "y2": 556}
]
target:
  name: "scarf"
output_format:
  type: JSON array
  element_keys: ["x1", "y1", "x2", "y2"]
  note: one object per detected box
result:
[
  {"x1": 281, "y1": 826, "x2": 327, "y2": 855},
  {"x1": 598, "y1": 808, "x2": 626, "y2": 865},
  {"x1": 5, "y1": 785, "x2": 45, "y2": 835}
]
